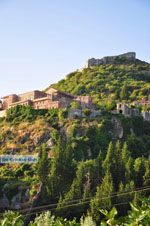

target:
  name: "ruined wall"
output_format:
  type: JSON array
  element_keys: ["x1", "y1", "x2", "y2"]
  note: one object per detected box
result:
[
  {"x1": 85, "y1": 52, "x2": 136, "y2": 68},
  {"x1": 117, "y1": 103, "x2": 131, "y2": 116},
  {"x1": 68, "y1": 109, "x2": 101, "y2": 118},
  {"x1": 75, "y1": 96, "x2": 93, "y2": 109},
  {"x1": 142, "y1": 112, "x2": 150, "y2": 121}
]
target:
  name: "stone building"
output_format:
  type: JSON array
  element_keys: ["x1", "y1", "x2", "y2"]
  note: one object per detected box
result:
[
  {"x1": 74, "y1": 95, "x2": 93, "y2": 109},
  {"x1": 0, "y1": 88, "x2": 93, "y2": 111},
  {"x1": 131, "y1": 108, "x2": 141, "y2": 116},
  {"x1": 117, "y1": 103, "x2": 131, "y2": 116},
  {"x1": 117, "y1": 102, "x2": 140, "y2": 117},
  {"x1": 3, "y1": 90, "x2": 47, "y2": 110},
  {"x1": 85, "y1": 52, "x2": 136, "y2": 68},
  {"x1": 116, "y1": 102, "x2": 150, "y2": 122},
  {"x1": 142, "y1": 111, "x2": 150, "y2": 121}
]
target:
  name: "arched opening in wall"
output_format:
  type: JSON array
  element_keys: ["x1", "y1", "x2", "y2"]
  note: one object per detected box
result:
[{"x1": 119, "y1": 110, "x2": 122, "y2": 114}]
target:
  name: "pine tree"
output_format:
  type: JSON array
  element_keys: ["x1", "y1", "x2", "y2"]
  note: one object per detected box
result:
[
  {"x1": 90, "y1": 173, "x2": 114, "y2": 222},
  {"x1": 37, "y1": 144, "x2": 50, "y2": 184},
  {"x1": 102, "y1": 142, "x2": 114, "y2": 175},
  {"x1": 134, "y1": 157, "x2": 145, "y2": 187},
  {"x1": 47, "y1": 136, "x2": 75, "y2": 204}
]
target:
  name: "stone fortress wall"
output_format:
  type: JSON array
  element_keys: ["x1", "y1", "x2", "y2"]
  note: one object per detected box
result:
[{"x1": 85, "y1": 52, "x2": 136, "y2": 68}]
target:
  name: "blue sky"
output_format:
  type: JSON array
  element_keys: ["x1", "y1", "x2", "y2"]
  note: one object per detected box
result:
[{"x1": 0, "y1": 0, "x2": 150, "y2": 97}]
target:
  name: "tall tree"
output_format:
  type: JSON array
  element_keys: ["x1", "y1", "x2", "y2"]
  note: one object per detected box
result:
[
  {"x1": 37, "y1": 143, "x2": 50, "y2": 184},
  {"x1": 134, "y1": 157, "x2": 145, "y2": 187},
  {"x1": 90, "y1": 173, "x2": 114, "y2": 222},
  {"x1": 47, "y1": 136, "x2": 75, "y2": 203},
  {"x1": 102, "y1": 142, "x2": 115, "y2": 180}
]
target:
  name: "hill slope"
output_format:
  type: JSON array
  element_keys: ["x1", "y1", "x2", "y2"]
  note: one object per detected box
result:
[
  {"x1": 1, "y1": 55, "x2": 150, "y2": 223},
  {"x1": 47, "y1": 57, "x2": 150, "y2": 109}
]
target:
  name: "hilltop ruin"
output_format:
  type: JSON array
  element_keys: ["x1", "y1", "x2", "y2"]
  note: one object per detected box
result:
[{"x1": 84, "y1": 52, "x2": 136, "y2": 68}]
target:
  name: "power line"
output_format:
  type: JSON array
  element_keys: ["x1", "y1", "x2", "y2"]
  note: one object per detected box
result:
[
  {"x1": 0, "y1": 185, "x2": 149, "y2": 218},
  {"x1": 21, "y1": 185, "x2": 150, "y2": 217}
]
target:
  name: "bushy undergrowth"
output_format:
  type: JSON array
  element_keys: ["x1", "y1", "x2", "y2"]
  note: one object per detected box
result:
[{"x1": 5, "y1": 105, "x2": 59, "y2": 124}]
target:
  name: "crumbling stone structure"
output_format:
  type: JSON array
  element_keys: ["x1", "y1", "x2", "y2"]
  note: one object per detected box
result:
[
  {"x1": 117, "y1": 102, "x2": 150, "y2": 120},
  {"x1": 142, "y1": 111, "x2": 150, "y2": 121},
  {"x1": 117, "y1": 103, "x2": 130, "y2": 116},
  {"x1": 85, "y1": 52, "x2": 136, "y2": 68}
]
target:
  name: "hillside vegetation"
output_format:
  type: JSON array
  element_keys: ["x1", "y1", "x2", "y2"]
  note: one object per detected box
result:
[
  {"x1": 48, "y1": 57, "x2": 150, "y2": 110},
  {"x1": 1, "y1": 56, "x2": 150, "y2": 225}
]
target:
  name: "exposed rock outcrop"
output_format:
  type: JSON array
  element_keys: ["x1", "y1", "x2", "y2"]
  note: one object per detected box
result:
[
  {"x1": 112, "y1": 117, "x2": 123, "y2": 139},
  {"x1": 0, "y1": 194, "x2": 9, "y2": 209},
  {"x1": 35, "y1": 132, "x2": 51, "y2": 145}
]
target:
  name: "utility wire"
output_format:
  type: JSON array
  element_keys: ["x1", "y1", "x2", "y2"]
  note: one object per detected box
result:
[
  {"x1": 0, "y1": 185, "x2": 149, "y2": 218},
  {"x1": 16, "y1": 185, "x2": 150, "y2": 215},
  {"x1": 20, "y1": 185, "x2": 150, "y2": 217}
]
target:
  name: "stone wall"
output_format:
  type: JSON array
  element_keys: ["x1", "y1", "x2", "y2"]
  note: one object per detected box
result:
[
  {"x1": 142, "y1": 111, "x2": 150, "y2": 121},
  {"x1": 85, "y1": 52, "x2": 136, "y2": 68},
  {"x1": 75, "y1": 96, "x2": 93, "y2": 109},
  {"x1": 68, "y1": 109, "x2": 101, "y2": 118},
  {"x1": 117, "y1": 102, "x2": 150, "y2": 121},
  {"x1": 9, "y1": 100, "x2": 32, "y2": 108},
  {"x1": 117, "y1": 103, "x2": 131, "y2": 116},
  {"x1": 33, "y1": 98, "x2": 60, "y2": 109}
]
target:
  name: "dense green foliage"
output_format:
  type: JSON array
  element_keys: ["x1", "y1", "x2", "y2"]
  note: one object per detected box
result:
[{"x1": 6, "y1": 105, "x2": 59, "y2": 124}]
